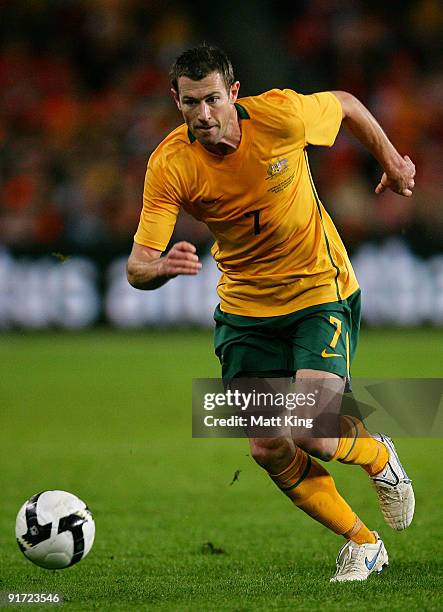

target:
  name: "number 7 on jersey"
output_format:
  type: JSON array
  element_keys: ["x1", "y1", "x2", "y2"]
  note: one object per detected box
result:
[{"x1": 244, "y1": 210, "x2": 261, "y2": 235}]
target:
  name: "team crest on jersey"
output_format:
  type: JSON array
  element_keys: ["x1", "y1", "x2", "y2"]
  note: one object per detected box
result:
[{"x1": 266, "y1": 158, "x2": 289, "y2": 179}]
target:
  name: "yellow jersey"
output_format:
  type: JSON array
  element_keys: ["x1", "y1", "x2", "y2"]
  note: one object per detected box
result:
[{"x1": 134, "y1": 89, "x2": 359, "y2": 316}]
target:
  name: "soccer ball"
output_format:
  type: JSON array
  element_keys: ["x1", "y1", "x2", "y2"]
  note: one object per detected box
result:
[{"x1": 15, "y1": 490, "x2": 95, "y2": 569}]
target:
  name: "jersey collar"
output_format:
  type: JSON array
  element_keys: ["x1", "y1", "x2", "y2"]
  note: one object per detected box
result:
[{"x1": 235, "y1": 102, "x2": 250, "y2": 120}]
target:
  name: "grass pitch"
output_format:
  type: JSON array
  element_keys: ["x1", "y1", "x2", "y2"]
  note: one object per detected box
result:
[{"x1": 0, "y1": 328, "x2": 442, "y2": 611}]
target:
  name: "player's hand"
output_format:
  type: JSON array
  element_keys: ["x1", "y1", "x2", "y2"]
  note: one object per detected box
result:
[
  {"x1": 375, "y1": 155, "x2": 416, "y2": 197},
  {"x1": 158, "y1": 241, "x2": 202, "y2": 278}
]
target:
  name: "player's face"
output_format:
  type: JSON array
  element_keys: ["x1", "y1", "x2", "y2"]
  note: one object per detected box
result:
[{"x1": 172, "y1": 72, "x2": 240, "y2": 147}]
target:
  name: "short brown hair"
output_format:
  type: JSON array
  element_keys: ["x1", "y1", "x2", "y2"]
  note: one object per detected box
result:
[{"x1": 169, "y1": 44, "x2": 235, "y2": 93}]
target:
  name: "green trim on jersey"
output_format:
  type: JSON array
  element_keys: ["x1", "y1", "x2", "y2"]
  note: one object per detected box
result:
[
  {"x1": 304, "y1": 150, "x2": 341, "y2": 301},
  {"x1": 234, "y1": 102, "x2": 250, "y2": 119}
]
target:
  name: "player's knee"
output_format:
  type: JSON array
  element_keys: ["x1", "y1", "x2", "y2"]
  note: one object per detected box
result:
[
  {"x1": 295, "y1": 438, "x2": 336, "y2": 462},
  {"x1": 249, "y1": 438, "x2": 292, "y2": 473}
]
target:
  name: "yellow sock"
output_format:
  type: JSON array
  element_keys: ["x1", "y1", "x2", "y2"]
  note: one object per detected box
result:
[
  {"x1": 270, "y1": 447, "x2": 374, "y2": 542},
  {"x1": 344, "y1": 516, "x2": 377, "y2": 544},
  {"x1": 332, "y1": 415, "x2": 389, "y2": 476}
]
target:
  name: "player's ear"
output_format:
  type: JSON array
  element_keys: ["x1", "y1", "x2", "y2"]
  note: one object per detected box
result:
[
  {"x1": 230, "y1": 81, "x2": 240, "y2": 103},
  {"x1": 171, "y1": 87, "x2": 181, "y2": 110}
]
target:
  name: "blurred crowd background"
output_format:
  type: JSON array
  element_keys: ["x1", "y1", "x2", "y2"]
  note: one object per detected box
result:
[{"x1": 0, "y1": 0, "x2": 442, "y2": 259}]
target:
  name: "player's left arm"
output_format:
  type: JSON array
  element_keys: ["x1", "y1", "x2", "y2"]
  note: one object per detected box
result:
[{"x1": 331, "y1": 91, "x2": 415, "y2": 197}]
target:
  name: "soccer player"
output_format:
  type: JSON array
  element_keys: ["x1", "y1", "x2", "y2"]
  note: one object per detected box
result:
[{"x1": 127, "y1": 45, "x2": 416, "y2": 582}]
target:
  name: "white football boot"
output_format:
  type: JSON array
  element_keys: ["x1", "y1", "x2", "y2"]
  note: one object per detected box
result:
[
  {"x1": 371, "y1": 433, "x2": 415, "y2": 530},
  {"x1": 330, "y1": 532, "x2": 388, "y2": 582}
]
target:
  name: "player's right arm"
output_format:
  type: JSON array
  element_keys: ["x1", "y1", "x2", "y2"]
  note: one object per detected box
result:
[
  {"x1": 127, "y1": 241, "x2": 202, "y2": 290},
  {"x1": 128, "y1": 132, "x2": 203, "y2": 290}
]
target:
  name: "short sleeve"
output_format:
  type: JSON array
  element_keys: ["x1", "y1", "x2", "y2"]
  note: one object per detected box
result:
[
  {"x1": 283, "y1": 90, "x2": 342, "y2": 147},
  {"x1": 134, "y1": 159, "x2": 181, "y2": 252}
]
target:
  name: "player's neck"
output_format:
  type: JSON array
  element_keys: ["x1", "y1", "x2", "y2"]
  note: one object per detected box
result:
[{"x1": 203, "y1": 107, "x2": 241, "y2": 156}]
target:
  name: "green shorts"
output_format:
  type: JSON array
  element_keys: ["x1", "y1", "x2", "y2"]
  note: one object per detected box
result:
[{"x1": 214, "y1": 289, "x2": 361, "y2": 382}]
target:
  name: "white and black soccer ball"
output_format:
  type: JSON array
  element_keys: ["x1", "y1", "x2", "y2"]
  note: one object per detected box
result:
[{"x1": 16, "y1": 490, "x2": 95, "y2": 569}]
